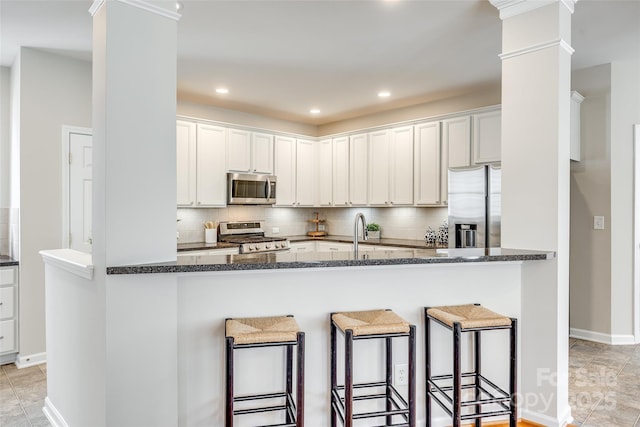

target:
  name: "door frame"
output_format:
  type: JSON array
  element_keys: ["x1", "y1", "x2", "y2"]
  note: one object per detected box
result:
[
  {"x1": 61, "y1": 125, "x2": 92, "y2": 249},
  {"x1": 634, "y1": 124, "x2": 640, "y2": 343}
]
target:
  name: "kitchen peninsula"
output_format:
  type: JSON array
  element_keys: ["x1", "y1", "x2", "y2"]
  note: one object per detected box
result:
[{"x1": 42, "y1": 246, "x2": 557, "y2": 426}]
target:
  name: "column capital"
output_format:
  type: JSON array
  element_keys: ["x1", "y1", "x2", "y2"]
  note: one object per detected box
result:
[
  {"x1": 489, "y1": 0, "x2": 576, "y2": 20},
  {"x1": 90, "y1": 0, "x2": 181, "y2": 21}
]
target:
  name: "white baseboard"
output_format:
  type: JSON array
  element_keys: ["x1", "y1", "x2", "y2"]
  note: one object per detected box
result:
[
  {"x1": 570, "y1": 327, "x2": 636, "y2": 345},
  {"x1": 44, "y1": 397, "x2": 69, "y2": 427},
  {"x1": 15, "y1": 352, "x2": 46, "y2": 368}
]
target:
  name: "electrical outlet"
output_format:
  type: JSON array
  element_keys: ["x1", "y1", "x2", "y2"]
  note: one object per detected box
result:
[
  {"x1": 395, "y1": 363, "x2": 408, "y2": 386},
  {"x1": 272, "y1": 227, "x2": 280, "y2": 234},
  {"x1": 594, "y1": 216, "x2": 605, "y2": 230}
]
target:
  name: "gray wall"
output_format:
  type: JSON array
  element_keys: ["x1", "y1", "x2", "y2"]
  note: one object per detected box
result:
[
  {"x1": 570, "y1": 64, "x2": 612, "y2": 336},
  {"x1": 16, "y1": 48, "x2": 92, "y2": 359}
]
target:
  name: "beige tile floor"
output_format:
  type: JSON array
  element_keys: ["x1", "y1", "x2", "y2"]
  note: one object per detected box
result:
[
  {"x1": 569, "y1": 338, "x2": 640, "y2": 426},
  {"x1": 1, "y1": 363, "x2": 50, "y2": 427},
  {"x1": 1, "y1": 339, "x2": 638, "y2": 427}
]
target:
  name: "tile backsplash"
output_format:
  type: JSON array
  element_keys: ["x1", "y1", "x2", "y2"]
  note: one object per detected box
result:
[{"x1": 177, "y1": 206, "x2": 448, "y2": 244}]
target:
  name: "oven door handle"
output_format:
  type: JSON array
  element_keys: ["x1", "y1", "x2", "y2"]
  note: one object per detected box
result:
[{"x1": 266, "y1": 177, "x2": 272, "y2": 200}]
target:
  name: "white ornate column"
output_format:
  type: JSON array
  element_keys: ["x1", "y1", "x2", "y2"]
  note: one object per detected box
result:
[
  {"x1": 90, "y1": 1, "x2": 180, "y2": 425},
  {"x1": 490, "y1": 0, "x2": 575, "y2": 425}
]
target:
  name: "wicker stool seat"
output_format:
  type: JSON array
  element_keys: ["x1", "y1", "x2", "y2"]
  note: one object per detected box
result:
[
  {"x1": 225, "y1": 315, "x2": 305, "y2": 427},
  {"x1": 330, "y1": 309, "x2": 416, "y2": 427},
  {"x1": 425, "y1": 304, "x2": 517, "y2": 427}
]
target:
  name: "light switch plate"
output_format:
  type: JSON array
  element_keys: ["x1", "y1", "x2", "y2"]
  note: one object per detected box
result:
[{"x1": 594, "y1": 216, "x2": 605, "y2": 230}]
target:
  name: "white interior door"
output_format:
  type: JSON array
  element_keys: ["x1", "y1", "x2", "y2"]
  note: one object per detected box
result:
[
  {"x1": 635, "y1": 124, "x2": 640, "y2": 343},
  {"x1": 69, "y1": 132, "x2": 93, "y2": 253}
]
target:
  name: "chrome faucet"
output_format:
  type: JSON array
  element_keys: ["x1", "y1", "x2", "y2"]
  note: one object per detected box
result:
[{"x1": 353, "y1": 212, "x2": 368, "y2": 257}]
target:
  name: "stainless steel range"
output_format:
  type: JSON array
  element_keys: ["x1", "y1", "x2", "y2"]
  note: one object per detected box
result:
[{"x1": 218, "y1": 221, "x2": 290, "y2": 254}]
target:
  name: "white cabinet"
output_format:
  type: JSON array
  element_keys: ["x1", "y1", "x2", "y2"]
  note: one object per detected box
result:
[
  {"x1": 316, "y1": 241, "x2": 353, "y2": 252},
  {"x1": 570, "y1": 91, "x2": 584, "y2": 162},
  {"x1": 289, "y1": 241, "x2": 315, "y2": 253},
  {"x1": 177, "y1": 247, "x2": 240, "y2": 258},
  {"x1": 196, "y1": 124, "x2": 227, "y2": 207},
  {"x1": 274, "y1": 135, "x2": 297, "y2": 206},
  {"x1": 368, "y1": 127, "x2": 414, "y2": 206},
  {"x1": 333, "y1": 137, "x2": 350, "y2": 207},
  {"x1": 177, "y1": 120, "x2": 227, "y2": 207},
  {"x1": 227, "y1": 129, "x2": 274, "y2": 174},
  {"x1": 389, "y1": 126, "x2": 414, "y2": 205},
  {"x1": 296, "y1": 139, "x2": 316, "y2": 207},
  {"x1": 318, "y1": 139, "x2": 333, "y2": 207},
  {"x1": 0, "y1": 266, "x2": 18, "y2": 361},
  {"x1": 368, "y1": 130, "x2": 390, "y2": 206},
  {"x1": 349, "y1": 133, "x2": 368, "y2": 205},
  {"x1": 176, "y1": 120, "x2": 197, "y2": 206},
  {"x1": 472, "y1": 110, "x2": 501, "y2": 164},
  {"x1": 443, "y1": 116, "x2": 471, "y2": 168},
  {"x1": 414, "y1": 121, "x2": 442, "y2": 205}
]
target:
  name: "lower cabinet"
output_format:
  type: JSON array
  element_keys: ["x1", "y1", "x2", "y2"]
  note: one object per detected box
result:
[
  {"x1": 0, "y1": 266, "x2": 18, "y2": 364},
  {"x1": 289, "y1": 242, "x2": 315, "y2": 253}
]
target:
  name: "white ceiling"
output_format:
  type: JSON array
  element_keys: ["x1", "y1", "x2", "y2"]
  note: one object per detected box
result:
[{"x1": 1, "y1": 0, "x2": 638, "y2": 125}]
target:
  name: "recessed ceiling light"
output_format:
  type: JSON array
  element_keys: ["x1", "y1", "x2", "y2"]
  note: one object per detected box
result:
[
  {"x1": 378, "y1": 91, "x2": 391, "y2": 98},
  {"x1": 310, "y1": 108, "x2": 321, "y2": 114},
  {"x1": 175, "y1": 2, "x2": 183, "y2": 12},
  {"x1": 216, "y1": 88, "x2": 229, "y2": 94}
]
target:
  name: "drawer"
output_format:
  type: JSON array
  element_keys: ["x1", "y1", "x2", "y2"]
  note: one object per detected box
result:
[
  {"x1": 0, "y1": 320, "x2": 15, "y2": 353},
  {"x1": 0, "y1": 287, "x2": 14, "y2": 319},
  {"x1": 0, "y1": 268, "x2": 15, "y2": 286}
]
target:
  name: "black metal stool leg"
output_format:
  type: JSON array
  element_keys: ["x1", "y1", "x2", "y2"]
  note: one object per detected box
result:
[
  {"x1": 225, "y1": 336, "x2": 234, "y2": 427},
  {"x1": 408, "y1": 324, "x2": 416, "y2": 427},
  {"x1": 425, "y1": 309, "x2": 432, "y2": 427},
  {"x1": 475, "y1": 330, "x2": 481, "y2": 427},
  {"x1": 286, "y1": 342, "x2": 294, "y2": 425},
  {"x1": 297, "y1": 332, "x2": 305, "y2": 427},
  {"x1": 345, "y1": 329, "x2": 354, "y2": 427},
  {"x1": 510, "y1": 318, "x2": 518, "y2": 427},
  {"x1": 330, "y1": 319, "x2": 337, "y2": 427},
  {"x1": 453, "y1": 323, "x2": 462, "y2": 427},
  {"x1": 386, "y1": 336, "x2": 393, "y2": 426}
]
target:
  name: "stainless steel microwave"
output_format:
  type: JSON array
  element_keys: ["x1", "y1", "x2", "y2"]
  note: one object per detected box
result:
[{"x1": 227, "y1": 173, "x2": 277, "y2": 205}]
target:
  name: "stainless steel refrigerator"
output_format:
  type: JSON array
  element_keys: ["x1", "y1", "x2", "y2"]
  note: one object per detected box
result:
[{"x1": 448, "y1": 164, "x2": 501, "y2": 248}]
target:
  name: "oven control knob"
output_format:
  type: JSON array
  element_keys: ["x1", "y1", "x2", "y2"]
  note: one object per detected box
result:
[
  {"x1": 249, "y1": 245, "x2": 255, "y2": 251},
  {"x1": 275, "y1": 242, "x2": 281, "y2": 248},
  {"x1": 266, "y1": 243, "x2": 272, "y2": 249}
]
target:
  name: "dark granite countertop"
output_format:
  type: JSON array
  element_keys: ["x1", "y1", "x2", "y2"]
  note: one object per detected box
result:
[
  {"x1": 107, "y1": 247, "x2": 554, "y2": 275},
  {"x1": 0, "y1": 255, "x2": 19, "y2": 267}
]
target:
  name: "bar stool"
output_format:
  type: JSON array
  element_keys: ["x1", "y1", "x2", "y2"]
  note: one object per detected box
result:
[
  {"x1": 425, "y1": 304, "x2": 517, "y2": 427},
  {"x1": 330, "y1": 309, "x2": 416, "y2": 427},
  {"x1": 225, "y1": 315, "x2": 305, "y2": 427}
]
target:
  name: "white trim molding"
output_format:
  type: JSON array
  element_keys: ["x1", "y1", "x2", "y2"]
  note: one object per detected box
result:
[
  {"x1": 521, "y1": 407, "x2": 574, "y2": 427},
  {"x1": 499, "y1": 39, "x2": 574, "y2": 61},
  {"x1": 634, "y1": 124, "x2": 640, "y2": 344},
  {"x1": 570, "y1": 327, "x2": 636, "y2": 345},
  {"x1": 40, "y1": 249, "x2": 94, "y2": 280},
  {"x1": 89, "y1": 0, "x2": 181, "y2": 20},
  {"x1": 15, "y1": 351, "x2": 47, "y2": 369},
  {"x1": 489, "y1": 0, "x2": 576, "y2": 20},
  {"x1": 44, "y1": 397, "x2": 70, "y2": 427}
]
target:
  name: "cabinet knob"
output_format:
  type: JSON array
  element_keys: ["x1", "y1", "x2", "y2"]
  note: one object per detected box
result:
[
  {"x1": 190, "y1": 201, "x2": 194, "y2": 205},
  {"x1": 0, "y1": 336, "x2": 3, "y2": 340}
]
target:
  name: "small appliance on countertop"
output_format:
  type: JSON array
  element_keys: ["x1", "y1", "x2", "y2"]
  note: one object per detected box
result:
[{"x1": 218, "y1": 221, "x2": 290, "y2": 254}]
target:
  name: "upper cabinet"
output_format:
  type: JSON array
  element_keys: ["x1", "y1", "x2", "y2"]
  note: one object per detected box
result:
[
  {"x1": 349, "y1": 133, "x2": 368, "y2": 205},
  {"x1": 274, "y1": 135, "x2": 297, "y2": 206},
  {"x1": 333, "y1": 137, "x2": 350, "y2": 207},
  {"x1": 177, "y1": 120, "x2": 197, "y2": 207},
  {"x1": 196, "y1": 124, "x2": 227, "y2": 207},
  {"x1": 318, "y1": 139, "x2": 333, "y2": 207},
  {"x1": 443, "y1": 116, "x2": 471, "y2": 168},
  {"x1": 177, "y1": 120, "x2": 227, "y2": 207},
  {"x1": 369, "y1": 126, "x2": 414, "y2": 206},
  {"x1": 295, "y1": 139, "x2": 316, "y2": 207},
  {"x1": 414, "y1": 121, "x2": 442, "y2": 206},
  {"x1": 472, "y1": 110, "x2": 501, "y2": 164},
  {"x1": 570, "y1": 91, "x2": 584, "y2": 162},
  {"x1": 227, "y1": 129, "x2": 274, "y2": 174}
]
